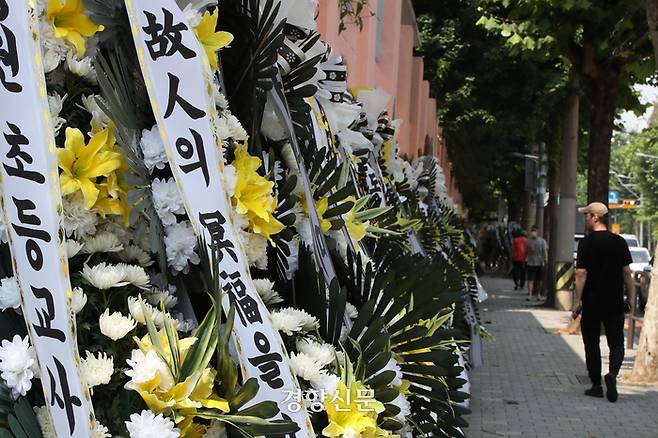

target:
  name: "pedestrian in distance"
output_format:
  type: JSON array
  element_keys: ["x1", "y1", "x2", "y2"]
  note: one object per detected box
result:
[
  {"x1": 511, "y1": 229, "x2": 527, "y2": 290},
  {"x1": 524, "y1": 225, "x2": 548, "y2": 301},
  {"x1": 572, "y1": 202, "x2": 634, "y2": 403}
]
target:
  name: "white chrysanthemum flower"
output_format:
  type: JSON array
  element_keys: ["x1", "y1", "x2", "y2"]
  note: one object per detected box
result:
[
  {"x1": 34, "y1": 405, "x2": 56, "y2": 438},
  {"x1": 82, "y1": 351, "x2": 113, "y2": 388},
  {"x1": 126, "y1": 296, "x2": 165, "y2": 326},
  {"x1": 140, "y1": 125, "x2": 168, "y2": 172},
  {"x1": 215, "y1": 113, "x2": 247, "y2": 142},
  {"x1": 296, "y1": 338, "x2": 335, "y2": 367},
  {"x1": 223, "y1": 164, "x2": 237, "y2": 197},
  {"x1": 70, "y1": 287, "x2": 87, "y2": 314},
  {"x1": 82, "y1": 263, "x2": 129, "y2": 290},
  {"x1": 373, "y1": 357, "x2": 404, "y2": 388},
  {"x1": 66, "y1": 53, "x2": 97, "y2": 83},
  {"x1": 42, "y1": 47, "x2": 62, "y2": 73},
  {"x1": 173, "y1": 313, "x2": 197, "y2": 333},
  {"x1": 253, "y1": 279, "x2": 283, "y2": 306},
  {"x1": 92, "y1": 421, "x2": 111, "y2": 438},
  {"x1": 47, "y1": 93, "x2": 66, "y2": 135},
  {"x1": 80, "y1": 95, "x2": 111, "y2": 129},
  {"x1": 215, "y1": 90, "x2": 228, "y2": 110},
  {"x1": 0, "y1": 277, "x2": 20, "y2": 311},
  {"x1": 62, "y1": 193, "x2": 99, "y2": 239},
  {"x1": 164, "y1": 221, "x2": 200, "y2": 274},
  {"x1": 126, "y1": 410, "x2": 180, "y2": 438},
  {"x1": 117, "y1": 264, "x2": 151, "y2": 290},
  {"x1": 311, "y1": 371, "x2": 340, "y2": 396},
  {"x1": 117, "y1": 245, "x2": 153, "y2": 267},
  {"x1": 152, "y1": 178, "x2": 185, "y2": 227},
  {"x1": 270, "y1": 308, "x2": 318, "y2": 335},
  {"x1": 261, "y1": 98, "x2": 287, "y2": 141},
  {"x1": 242, "y1": 231, "x2": 268, "y2": 269},
  {"x1": 145, "y1": 288, "x2": 177, "y2": 309},
  {"x1": 66, "y1": 239, "x2": 84, "y2": 258},
  {"x1": 346, "y1": 302, "x2": 358, "y2": 320},
  {"x1": 0, "y1": 335, "x2": 36, "y2": 399},
  {"x1": 391, "y1": 392, "x2": 411, "y2": 424},
  {"x1": 99, "y1": 309, "x2": 136, "y2": 341},
  {"x1": 81, "y1": 231, "x2": 124, "y2": 254},
  {"x1": 289, "y1": 352, "x2": 323, "y2": 383},
  {"x1": 127, "y1": 295, "x2": 149, "y2": 324},
  {"x1": 203, "y1": 421, "x2": 227, "y2": 438},
  {"x1": 125, "y1": 350, "x2": 174, "y2": 392}
]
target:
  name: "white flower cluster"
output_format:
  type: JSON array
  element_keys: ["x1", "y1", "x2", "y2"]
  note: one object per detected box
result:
[
  {"x1": 81, "y1": 351, "x2": 114, "y2": 388},
  {"x1": 126, "y1": 410, "x2": 180, "y2": 438},
  {"x1": 253, "y1": 279, "x2": 283, "y2": 306},
  {"x1": 0, "y1": 277, "x2": 21, "y2": 311},
  {"x1": 0, "y1": 335, "x2": 37, "y2": 398},
  {"x1": 151, "y1": 178, "x2": 185, "y2": 227},
  {"x1": 164, "y1": 221, "x2": 200, "y2": 274},
  {"x1": 270, "y1": 307, "x2": 318, "y2": 335},
  {"x1": 82, "y1": 262, "x2": 150, "y2": 290},
  {"x1": 99, "y1": 309, "x2": 137, "y2": 341},
  {"x1": 137, "y1": 126, "x2": 202, "y2": 274}
]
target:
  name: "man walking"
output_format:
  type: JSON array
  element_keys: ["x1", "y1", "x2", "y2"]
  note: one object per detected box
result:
[
  {"x1": 525, "y1": 225, "x2": 548, "y2": 301},
  {"x1": 511, "y1": 230, "x2": 527, "y2": 290},
  {"x1": 573, "y1": 202, "x2": 634, "y2": 402}
]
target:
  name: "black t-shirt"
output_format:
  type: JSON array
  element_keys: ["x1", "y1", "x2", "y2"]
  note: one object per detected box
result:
[{"x1": 576, "y1": 231, "x2": 632, "y2": 314}]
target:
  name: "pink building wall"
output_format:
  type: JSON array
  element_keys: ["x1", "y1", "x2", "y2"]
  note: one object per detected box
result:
[{"x1": 316, "y1": 0, "x2": 463, "y2": 212}]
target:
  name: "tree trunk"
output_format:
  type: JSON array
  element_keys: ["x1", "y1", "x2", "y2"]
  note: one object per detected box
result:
[
  {"x1": 587, "y1": 67, "x2": 620, "y2": 204},
  {"x1": 648, "y1": 0, "x2": 658, "y2": 66},
  {"x1": 627, "y1": 0, "x2": 658, "y2": 383},
  {"x1": 630, "y1": 244, "x2": 658, "y2": 382}
]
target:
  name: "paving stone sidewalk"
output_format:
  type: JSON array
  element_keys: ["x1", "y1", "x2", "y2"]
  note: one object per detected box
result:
[{"x1": 467, "y1": 276, "x2": 658, "y2": 438}]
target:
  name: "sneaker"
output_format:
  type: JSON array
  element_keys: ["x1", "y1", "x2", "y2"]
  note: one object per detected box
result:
[
  {"x1": 604, "y1": 374, "x2": 618, "y2": 402},
  {"x1": 514, "y1": 285, "x2": 518, "y2": 290},
  {"x1": 525, "y1": 297, "x2": 531, "y2": 301},
  {"x1": 585, "y1": 385, "x2": 604, "y2": 398}
]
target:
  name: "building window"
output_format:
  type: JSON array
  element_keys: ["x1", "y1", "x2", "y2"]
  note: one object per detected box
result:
[{"x1": 375, "y1": 0, "x2": 383, "y2": 62}]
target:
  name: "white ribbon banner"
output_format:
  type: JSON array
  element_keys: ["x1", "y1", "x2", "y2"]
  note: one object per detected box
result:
[
  {"x1": 0, "y1": 1, "x2": 94, "y2": 436},
  {"x1": 124, "y1": 1, "x2": 313, "y2": 435}
]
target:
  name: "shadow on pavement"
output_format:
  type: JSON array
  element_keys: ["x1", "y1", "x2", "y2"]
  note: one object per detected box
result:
[{"x1": 466, "y1": 276, "x2": 658, "y2": 438}]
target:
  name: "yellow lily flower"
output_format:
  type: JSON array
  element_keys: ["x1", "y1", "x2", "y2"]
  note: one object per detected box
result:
[
  {"x1": 322, "y1": 381, "x2": 385, "y2": 437},
  {"x1": 301, "y1": 196, "x2": 332, "y2": 233},
  {"x1": 194, "y1": 9, "x2": 234, "y2": 71},
  {"x1": 231, "y1": 143, "x2": 284, "y2": 242},
  {"x1": 343, "y1": 197, "x2": 367, "y2": 244},
  {"x1": 127, "y1": 332, "x2": 229, "y2": 434},
  {"x1": 47, "y1": 0, "x2": 104, "y2": 57},
  {"x1": 58, "y1": 127, "x2": 122, "y2": 210}
]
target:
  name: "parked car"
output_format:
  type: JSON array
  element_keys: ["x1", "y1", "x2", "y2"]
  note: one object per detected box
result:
[
  {"x1": 629, "y1": 247, "x2": 651, "y2": 273},
  {"x1": 621, "y1": 233, "x2": 640, "y2": 248}
]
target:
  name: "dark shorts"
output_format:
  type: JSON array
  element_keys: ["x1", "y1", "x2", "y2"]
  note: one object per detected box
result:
[{"x1": 526, "y1": 265, "x2": 543, "y2": 281}]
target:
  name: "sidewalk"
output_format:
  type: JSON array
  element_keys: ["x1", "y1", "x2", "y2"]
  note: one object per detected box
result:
[{"x1": 467, "y1": 276, "x2": 658, "y2": 438}]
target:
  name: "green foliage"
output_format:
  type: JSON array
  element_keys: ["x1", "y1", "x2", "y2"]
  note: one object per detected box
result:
[
  {"x1": 339, "y1": 0, "x2": 374, "y2": 33},
  {"x1": 611, "y1": 127, "x2": 658, "y2": 234},
  {"x1": 413, "y1": 0, "x2": 565, "y2": 220}
]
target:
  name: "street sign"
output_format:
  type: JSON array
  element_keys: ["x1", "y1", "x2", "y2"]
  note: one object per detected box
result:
[
  {"x1": 609, "y1": 191, "x2": 620, "y2": 204},
  {"x1": 612, "y1": 224, "x2": 621, "y2": 234}
]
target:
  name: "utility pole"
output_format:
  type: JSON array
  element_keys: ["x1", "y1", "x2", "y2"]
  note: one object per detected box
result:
[
  {"x1": 553, "y1": 89, "x2": 579, "y2": 311},
  {"x1": 535, "y1": 142, "x2": 547, "y2": 235}
]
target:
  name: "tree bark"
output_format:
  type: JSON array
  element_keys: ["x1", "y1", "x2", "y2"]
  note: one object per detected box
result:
[
  {"x1": 648, "y1": 0, "x2": 658, "y2": 66},
  {"x1": 628, "y1": 0, "x2": 658, "y2": 383},
  {"x1": 630, "y1": 244, "x2": 658, "y2": 382},
  {"x1": 586, "y1": 67, "x2": 621, "y2": 204}
]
